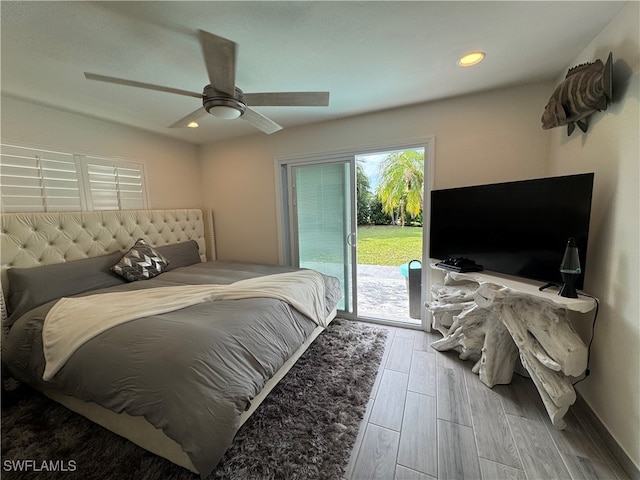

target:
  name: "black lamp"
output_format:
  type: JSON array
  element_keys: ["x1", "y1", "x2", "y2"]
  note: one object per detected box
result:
[{"x1": 559, "y1": 237, "x2": 581, "y2": 298}]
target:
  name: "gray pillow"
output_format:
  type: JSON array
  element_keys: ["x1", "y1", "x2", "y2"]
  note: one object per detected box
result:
[
  {"x1": 111, "y1": 239, "x2": 168, "y2": 282},
  {"x1": 155, "y1": 240, "x2": 201, "y2": 271},
  {"x1": 6, "y1": 251, "x2": 126, "y2": 326}
]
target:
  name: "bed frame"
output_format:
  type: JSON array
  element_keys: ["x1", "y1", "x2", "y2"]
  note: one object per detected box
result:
[{"x1": 0, "y1": 208, "x2": 335, "y2": 473}]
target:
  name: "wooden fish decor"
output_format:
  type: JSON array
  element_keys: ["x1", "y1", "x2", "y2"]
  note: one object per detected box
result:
[{"x1": 541, "y1": 52, "x2": 613, "y2": 135}]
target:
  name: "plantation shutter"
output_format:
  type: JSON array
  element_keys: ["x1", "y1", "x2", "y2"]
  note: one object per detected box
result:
[
  {"x1": 1, "y1": 143, "x2": 147, "y2": 213},
  {"x1": 84, "y1": 157, "x2": 147, "y2": 210},
  {"x1": 0, "y1": 144, "x2": 84, "y2": 212}
]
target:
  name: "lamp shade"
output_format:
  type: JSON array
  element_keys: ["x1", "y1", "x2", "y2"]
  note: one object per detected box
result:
[
  {"x1": 559, "y1": 237, "x2": 581, "y2": 298},
  {"x1": 560, "y1": 237, "x2": 581, "y2": 274}
]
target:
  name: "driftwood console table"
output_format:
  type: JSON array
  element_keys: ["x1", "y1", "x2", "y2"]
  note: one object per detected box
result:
[{"x1": 426, "y1": 266, "x2": 597, "y2": 430}]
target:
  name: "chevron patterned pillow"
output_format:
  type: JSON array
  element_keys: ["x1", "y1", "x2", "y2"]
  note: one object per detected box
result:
[{"x1": 112, "y1": 239, "x2": 169, "y2": 282}]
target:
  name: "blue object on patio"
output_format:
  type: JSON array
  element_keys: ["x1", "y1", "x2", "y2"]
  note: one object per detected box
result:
[{"x1": 399, "y1": 261, "x2": 421, "y2": 278}]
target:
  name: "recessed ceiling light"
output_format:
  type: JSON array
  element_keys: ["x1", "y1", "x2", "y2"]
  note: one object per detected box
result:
[
  {"x1": 458, "y1": 51, "x2": 485, "y2": 67},
  {"x1": 187, "y1": 121, "x2": 199, "y2": 128}
]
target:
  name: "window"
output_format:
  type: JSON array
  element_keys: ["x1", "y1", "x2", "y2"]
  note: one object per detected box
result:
[
  {"x1": 0, "y1": 144, "x2": 83, "y2": 212},
  {"x1": 83, "y1": 156, "x2": 146, "y2": 211},
  {"x1": 0, "y1": 143, "x2": 147, "y2": 212}
]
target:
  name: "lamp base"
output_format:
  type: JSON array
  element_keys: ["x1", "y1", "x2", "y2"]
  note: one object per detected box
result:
[{"x1": 559, "y1": 273, "x2": 579, "y2": 298}]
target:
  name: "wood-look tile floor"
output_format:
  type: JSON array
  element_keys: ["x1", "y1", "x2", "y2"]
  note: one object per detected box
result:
[{"x1": 344, "y1": 324, "x2": 630, "y2": 480}]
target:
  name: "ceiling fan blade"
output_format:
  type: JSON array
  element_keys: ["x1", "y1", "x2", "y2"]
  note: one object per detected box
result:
[
  {"x1": 242, "y1": 107, "x2": 283, "y2": 134},
  {"x1": 168, "y1": 107, "x2": 207, "y2": 128},
  {"x1": 198, "y1": 30, "x2": 237, "y2": 97},
  {"x1": 244, "y1": 92, "x2": 330, "y2": 107},
  {"x1": 84, "y1": 73, "x2": 203, "y2": 99}
]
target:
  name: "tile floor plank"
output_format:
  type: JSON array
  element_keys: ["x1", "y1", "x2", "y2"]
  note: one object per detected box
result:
[
  {"x1": 571, "y1": 397, "x2": 631, "y2": 479},
  {"x1": 395, "y1": 465, "x2": 437, "y2": 480},
  {"x1": 412, "y1": 330, "x2": 439, "y2": 353},
  {"x1": 494, "y1": 373, "x2": 544, "y2": 421},
  {"x1": 386, "y1": 336, "x2": 415, "y2": 373},
  {"x1": 408, "y1": 350, "x2": 436, "y2": 396},
  {"x1": 542, "y1": 409, "x2": 606, "y2": 463},
  {"x1": 395, "y1": 327, "x2": 417, "y2": 339},
  {"x1": 435, "y1": 349, "x2": 466, "y2": 371},
  {"x1": 478, "y1": 458, "x2": 527, "y2": 480},
  {"x1": 467, "y1": 385, "x2": 522, "y2": 469},
  {"x1": 369, "y1": 369, "x2": 409, "y2": 431},
  {"x1": 438, "y1": 419, "x2": 482, "y2": 480},
  {"x1": 397, "y1": 392, "x2": 438, "y2": 477},
  {"x1": 560, "y1": 451, "x2": 622, "y2": 480},
  {"x1": 508, "y1": 414, "x2": 572, "y2": 480},
  {"x1": 344, "y1": 398, "x2": 375, "y2": 480},
  {"x1": 349, "y1": 423, "x2": 400, "y2": 480},
  {"x1": 437, "y1": 365, "x2": 472, "y2": 426}
]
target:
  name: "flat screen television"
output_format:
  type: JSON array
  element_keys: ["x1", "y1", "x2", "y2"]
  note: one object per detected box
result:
[{"x1": 429, "y1": 173, "x2": 594, "y2": 289}]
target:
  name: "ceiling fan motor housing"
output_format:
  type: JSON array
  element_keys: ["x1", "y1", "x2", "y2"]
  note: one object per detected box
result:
[{"x1": 203, "y1": 85, "x2": 247, "y2": 117}]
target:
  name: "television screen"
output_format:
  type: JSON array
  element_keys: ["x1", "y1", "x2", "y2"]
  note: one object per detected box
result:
[{"x1": 429, "y1": 173, "x2": 594, "y2": 289}]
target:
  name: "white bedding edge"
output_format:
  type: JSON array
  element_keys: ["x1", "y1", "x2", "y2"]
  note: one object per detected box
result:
[{"x1": 39, "y1": 308, "x2": 337, "y2": 473}]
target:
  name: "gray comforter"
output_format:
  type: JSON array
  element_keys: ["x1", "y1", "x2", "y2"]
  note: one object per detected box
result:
[{"x1": 3, "y1": 261, "x2": 341, "y2": 477}]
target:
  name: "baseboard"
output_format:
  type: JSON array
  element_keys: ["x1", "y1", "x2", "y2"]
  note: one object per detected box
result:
[{"x1": 573, "y1": 393, "x2": 639, "y2": 479}]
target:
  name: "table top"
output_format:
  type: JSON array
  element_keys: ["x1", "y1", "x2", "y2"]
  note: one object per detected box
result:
[{"x1": 430, "y1": 264, "x2": 598, "y2": 314}]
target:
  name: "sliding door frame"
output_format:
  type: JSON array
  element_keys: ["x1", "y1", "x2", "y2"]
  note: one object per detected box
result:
[{"x1": 274, "y1": 136, "x2": 435, "y2": 330}]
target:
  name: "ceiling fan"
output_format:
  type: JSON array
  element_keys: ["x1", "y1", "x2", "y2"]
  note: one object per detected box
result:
[{"x1": 84, "y1": 30, "x2": 329, "y2": 134}]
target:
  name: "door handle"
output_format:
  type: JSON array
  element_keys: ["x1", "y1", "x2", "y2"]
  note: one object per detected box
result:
[{"x1": 346, "y1": 232, "x2": 356, "y2": 247}]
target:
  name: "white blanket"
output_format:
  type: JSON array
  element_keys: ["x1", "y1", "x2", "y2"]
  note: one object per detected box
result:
[{"x1": 42, "y1": 270, "x2": 326, "y2": 381}]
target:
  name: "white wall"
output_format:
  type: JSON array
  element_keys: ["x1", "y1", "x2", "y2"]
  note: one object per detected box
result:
[
  {"x1": 200, "y1": 82, "x2": 553, "y2": 263},
  {"x1": 1, "y1": 96, "x2": 203, "y2": 210},
  {"x1": 546, "y1": 2, "x2": 639, "y2": 469}
]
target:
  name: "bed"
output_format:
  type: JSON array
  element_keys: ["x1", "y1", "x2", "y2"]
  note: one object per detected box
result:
[{"x1": 0, "y1": 209, "x2": 341, "y2": 478}]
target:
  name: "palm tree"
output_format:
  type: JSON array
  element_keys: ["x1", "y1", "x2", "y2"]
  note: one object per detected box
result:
[
  {"x1": 377, "y1": 150, "x2": 424, "y2": 226},
  {"x1": 356, "y1": 160, "x2": 372, "y2": 225}
]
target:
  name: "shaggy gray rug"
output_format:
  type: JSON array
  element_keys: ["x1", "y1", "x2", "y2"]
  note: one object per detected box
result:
[{"x1": 1, "y1": 318, "x2": 387, "y2": 480}]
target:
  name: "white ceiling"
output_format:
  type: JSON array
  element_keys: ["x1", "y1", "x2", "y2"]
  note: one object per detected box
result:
[{"x1": 1, "y1": 1, "x2": 627, "y2": 145}]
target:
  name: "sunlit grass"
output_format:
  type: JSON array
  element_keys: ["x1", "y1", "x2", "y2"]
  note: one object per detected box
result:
[{"x1": 357, "y1": 225, "x2": 422, "y2": 266}]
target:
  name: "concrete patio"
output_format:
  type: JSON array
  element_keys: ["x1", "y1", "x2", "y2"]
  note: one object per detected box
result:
[
  {"x1": 357, "y1": 264, "x2": 421, "y2": 325},
  {"x1": 300, "y1": 261, "x2": 422, "y2": 325}
]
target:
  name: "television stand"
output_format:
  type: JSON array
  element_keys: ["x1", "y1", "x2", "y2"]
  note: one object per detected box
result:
[{"x1": 426, "y1": 265, "x2": 597, "y2": 430}]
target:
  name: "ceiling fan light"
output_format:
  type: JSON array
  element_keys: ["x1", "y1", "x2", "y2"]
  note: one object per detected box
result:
[
  {"x1": 187, "y1": 121, "x2": 199, "y2": 128},
  {"x1": 208, "y1": 105, "x2": 242, "y2": 120},
  {"x1": 458, "y1": 51, "x2": 485, "y2": 67},
  {"x1": 203, "y1": 86, "x2": 246, "y2": 120}
]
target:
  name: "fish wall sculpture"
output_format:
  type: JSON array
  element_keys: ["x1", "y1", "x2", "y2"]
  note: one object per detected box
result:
[{"x1": 541, "y1": 52, "x2": 613, "y2": 135}]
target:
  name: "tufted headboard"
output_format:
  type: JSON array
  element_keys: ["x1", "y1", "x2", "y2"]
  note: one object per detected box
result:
[{"x1": 0, "y1": 209, "x2": 216, "y2": 322}]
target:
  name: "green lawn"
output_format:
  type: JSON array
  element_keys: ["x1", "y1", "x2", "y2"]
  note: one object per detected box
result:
[{"x1": 357, "y1": 225, "x2": 422, "y2": 266}]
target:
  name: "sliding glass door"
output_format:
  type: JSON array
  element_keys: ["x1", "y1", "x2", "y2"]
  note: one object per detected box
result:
[
  {"x1": 278, "y1": 138, "x2": 432, "y2": 327},
  {"x1": 290, "y1": 161, "x2": 355, "y2": 313}
]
